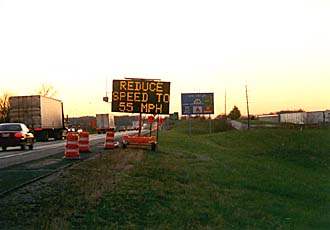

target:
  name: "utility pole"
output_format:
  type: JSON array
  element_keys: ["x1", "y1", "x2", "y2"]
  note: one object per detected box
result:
[
  {"x1": 245, "y1": 85, "x2": 250, "y2": 130},
  {"x1": 103, "y1": 77, "x2": 109, "y2": 102},
  {"x1": 224, "y1": 89, "x2": 227, "y2": 118}
]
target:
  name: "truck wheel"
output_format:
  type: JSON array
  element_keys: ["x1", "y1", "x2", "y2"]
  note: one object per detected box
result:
[
  {"x1": 21, "y1": 145, "x2": 25, "y2": 150},
  {"x1": 29, "y1": 145, "x2": 34, "y2": 150},
  {"x1": 1, "y1": 146, "x2": 6, "y2": 151}
]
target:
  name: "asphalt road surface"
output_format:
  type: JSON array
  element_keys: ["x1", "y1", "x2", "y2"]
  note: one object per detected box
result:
[{"x1": 0, "y1": 131, "x2": 141, "y2": 169}]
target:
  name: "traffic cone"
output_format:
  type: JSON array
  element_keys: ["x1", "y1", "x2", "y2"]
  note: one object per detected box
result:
[
  {"x1": 104, "y1": 131, "x2": 115, "y2": 149},
  {"x1": 65, "y1": 133, "x2": 80, "y2": 158},
  {"x1": 79, "y1": 131, "x2": 90, "y2": 152}
]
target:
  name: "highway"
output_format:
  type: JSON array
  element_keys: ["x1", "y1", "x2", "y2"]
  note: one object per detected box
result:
[{"x1": 0, "y1": 131, "x2": 142, "y2": 169}]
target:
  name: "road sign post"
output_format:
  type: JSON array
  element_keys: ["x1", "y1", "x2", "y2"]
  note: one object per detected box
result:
[{"x1": 189, "y1": 115, "x2": 192, "y2": 136}]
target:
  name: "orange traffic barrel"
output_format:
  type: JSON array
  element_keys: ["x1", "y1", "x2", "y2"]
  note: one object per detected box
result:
[
  {"x1": 65, "y1": 133, "x2": 80, "y2": 158},
  {"x1": 79, "y1": 131, "x2": 90, "y2": 152},
  {"x1": 104, "y1": 131, "x2": 115, "y2": 149}
]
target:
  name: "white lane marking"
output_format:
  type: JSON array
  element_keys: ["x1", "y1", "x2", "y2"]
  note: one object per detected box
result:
[
  {"x1": 0, "y1": 150, "x2": 35, "y2": 159},
  {"x1": 0, "y1": 141, "x2": 66, "y2": 159},
  {"x1": 0, "y1": 134, "x2": 114, "y2": 160}
]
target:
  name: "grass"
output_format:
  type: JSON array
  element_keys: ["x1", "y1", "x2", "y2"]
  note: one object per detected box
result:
[
  {"x1": 172, "y1": 118, "x2": 232, "y2": 135},
  {"x1": 1, "y1": 121, "x2": 330, "y2": 229},
  {"x1": 239, "y1": 119, "x2": 279, "y2": 125},
  {"x1": 75, "y1": 123, "x2": 330, "y2": 229}
]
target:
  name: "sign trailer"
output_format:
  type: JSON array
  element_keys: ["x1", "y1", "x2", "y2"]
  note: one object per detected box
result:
[{"x1": 112, "y1": 78, "x2": 171, "y2": 150}]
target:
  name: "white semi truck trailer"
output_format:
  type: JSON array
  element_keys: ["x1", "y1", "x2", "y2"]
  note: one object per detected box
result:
[{"x1": 9, "y1": 95, "x2": 65, "y2": 141}]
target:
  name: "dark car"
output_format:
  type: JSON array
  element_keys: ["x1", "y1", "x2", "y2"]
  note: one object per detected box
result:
[{"x1": 0, "y1": 123, "x2": 35, "y2": 151}]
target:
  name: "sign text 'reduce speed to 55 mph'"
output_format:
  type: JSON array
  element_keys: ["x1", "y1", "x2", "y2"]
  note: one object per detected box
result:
[{"x1": 112, "y1": 79, "x2": 171, "y2": 114}]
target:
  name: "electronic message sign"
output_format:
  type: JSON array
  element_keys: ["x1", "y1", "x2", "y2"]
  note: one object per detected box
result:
[
  {"x1": 112, "y1": 79, "x2": 171, "y2": 114},
  {"x1": 181, "y1": 93, "x2": 214, "y2": 115}
]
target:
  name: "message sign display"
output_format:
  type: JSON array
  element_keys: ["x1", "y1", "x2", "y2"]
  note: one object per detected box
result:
[
  {"x1": 181, "y1": 93, "x2": 214, "y2": 115},
  {"x1": 112, "y1": 79, "x2": 171, "y2": 114}
]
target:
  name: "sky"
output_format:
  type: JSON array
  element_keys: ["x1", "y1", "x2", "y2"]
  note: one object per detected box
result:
[{"x1": 0, "y1": 0, "x2": 329, "y2": 117}]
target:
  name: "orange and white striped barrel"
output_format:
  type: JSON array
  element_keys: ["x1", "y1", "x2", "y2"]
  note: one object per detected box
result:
[
  {"x1": 79, "y1": 131, "x2": 90, "y2": 152},
  {"x1": 104, "y1": 131, "x2": 115, "y2": 149},
  {"x1": 65, "y1": 133, "x2": 80, "y2": 158}
]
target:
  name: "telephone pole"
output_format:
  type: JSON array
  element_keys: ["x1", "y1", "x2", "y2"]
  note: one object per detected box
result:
[
  {"x1": 224, "y1": 89, "x2": 227, "y2": 118},
  {"x1": 245, "y1": 85, "x2": 250, "y2": 130}
]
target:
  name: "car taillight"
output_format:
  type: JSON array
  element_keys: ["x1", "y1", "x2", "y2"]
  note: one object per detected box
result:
[{"x1": 15, "y1": 133, "x2": 23, "y2": 138}]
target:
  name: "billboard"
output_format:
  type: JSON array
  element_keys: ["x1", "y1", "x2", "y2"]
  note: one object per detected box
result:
[
  {"x1": 112, "y1": 79, "x2": 171, "y2": 114},
  {"x1": 181, "y1": 93, "x2": 214, "y2": 115}
]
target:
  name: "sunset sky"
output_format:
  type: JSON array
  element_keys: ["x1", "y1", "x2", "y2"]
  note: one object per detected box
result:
[{"x1": 0, "y1": 0, "x2": 329, "y2": 117}]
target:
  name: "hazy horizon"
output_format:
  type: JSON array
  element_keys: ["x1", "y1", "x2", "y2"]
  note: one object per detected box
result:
[{"x1": 1, "y1": 0, "x2": 329, "y2": 117}]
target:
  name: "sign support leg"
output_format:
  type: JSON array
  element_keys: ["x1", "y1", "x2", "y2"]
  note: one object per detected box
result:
[
  {"x1": 138, "y1": 113, "x2": 142, "y2": 137},
  {"x1": 149, "y1": 121, "x2": 152, "y2": 137},
  {"x1": 156, "y1": 115, "x2": 159, "y2": 142}
]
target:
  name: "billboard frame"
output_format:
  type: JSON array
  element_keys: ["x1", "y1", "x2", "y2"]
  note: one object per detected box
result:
[{"x1": 181, "y1": 93, "x2": 214, "y2": 115}]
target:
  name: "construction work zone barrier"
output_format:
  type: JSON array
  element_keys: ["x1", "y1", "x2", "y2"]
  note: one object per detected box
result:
[
  {"x1": 122, "y1": 135, "x2": 157, "y2": 151},
  {"x1": 104, "y1": 131, "x2": 115, "y2": 149},
  {"x1": 79, "y1": 131, "x2": 90, "y2": 152},
  {"x1": 65, "y1": 133, "x2": 80, "y2": 158}
]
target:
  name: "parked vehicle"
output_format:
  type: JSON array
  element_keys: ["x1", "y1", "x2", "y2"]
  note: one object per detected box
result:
[
  {"x1": 0, "y1": 123, "x2": 35, "y2": 151},
  {"x1": 96, "y1": 114, "x2": 115, "y2": 134},
  {"x1": 9, "y1": 95, "x2": 65, "y2": 141}
]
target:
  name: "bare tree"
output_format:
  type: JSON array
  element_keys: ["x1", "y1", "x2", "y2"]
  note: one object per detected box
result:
[
  {"x1": 37, "y1": 83, "x2": 58, "y2": 97},
  {"x1": 0, "y1": 92, "x2": 12, "y2": 123}
]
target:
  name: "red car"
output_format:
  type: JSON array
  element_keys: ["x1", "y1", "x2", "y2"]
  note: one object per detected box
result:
[{"x1": 0, "y1": 123, "x2": 35, "y2": 151}]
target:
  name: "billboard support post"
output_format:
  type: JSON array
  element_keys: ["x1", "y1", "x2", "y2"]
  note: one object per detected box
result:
[
  {"x1": 189, "y1": 115, "x2": 192, "y2": 136},
  {"x1": 209, "y1": 114, "x2": 212, "y2": 134}
]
